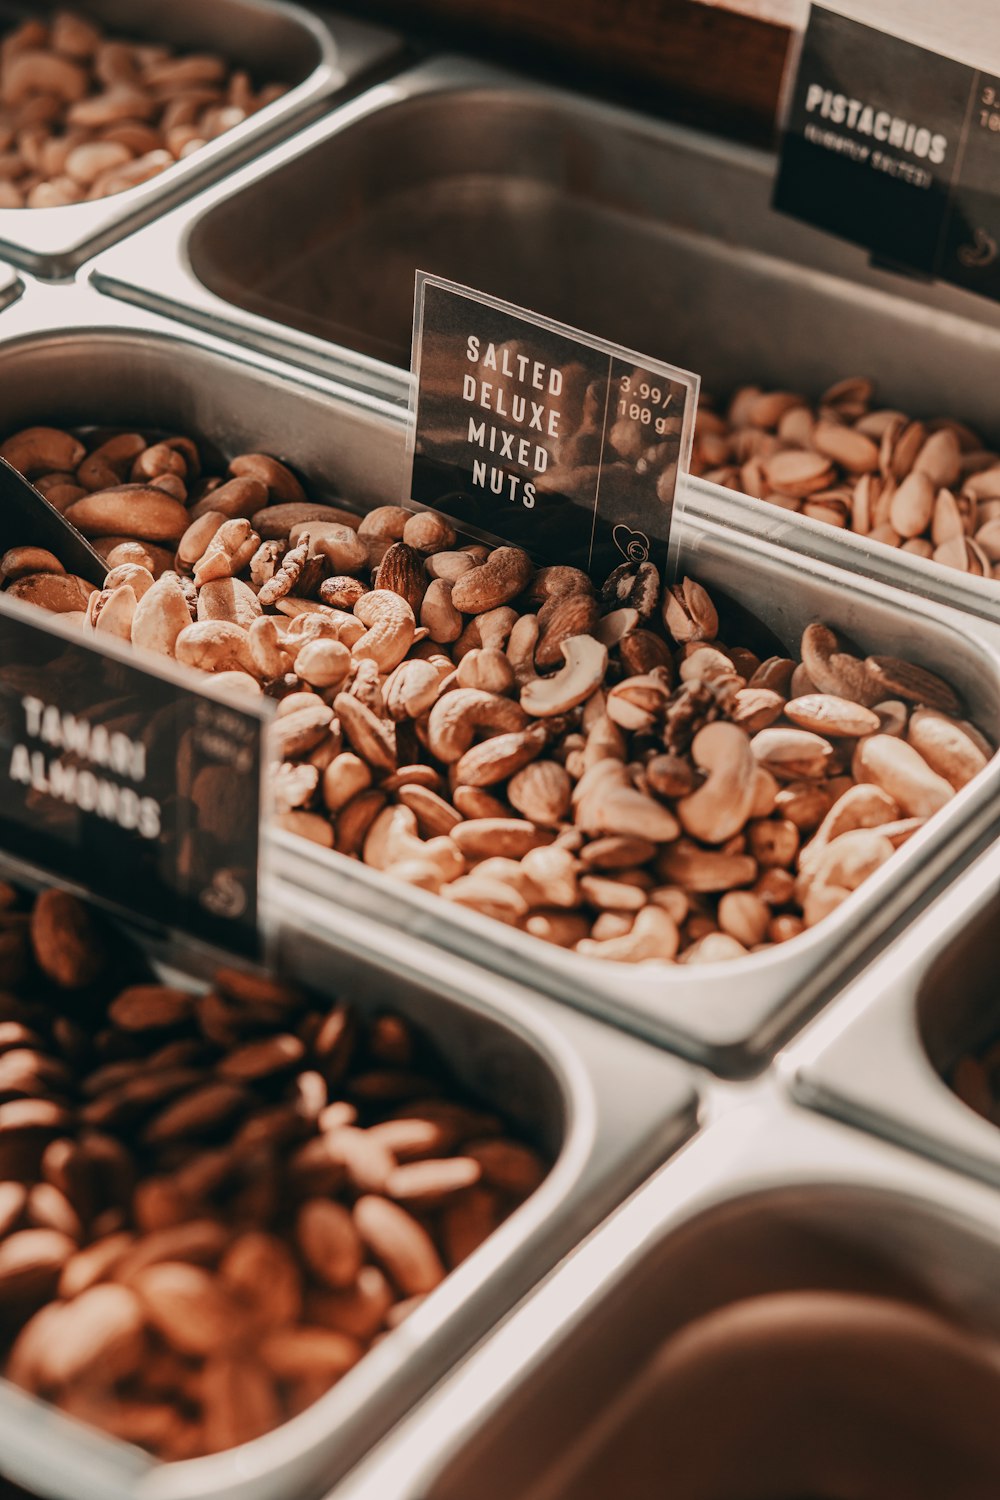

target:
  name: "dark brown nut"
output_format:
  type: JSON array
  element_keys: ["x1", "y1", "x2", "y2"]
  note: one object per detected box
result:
[
  {"x1": 29, "y1": 889, "x2": 104, "y2": 987},
  {"x1": 296, "y1": 1200, "x2": 362, "y2": 1289},
  {"x1": 375, "y1": 542, "x2": 427, "y2": 615},
  {"x1": 450, "y1": 547, "x2": 533, "y2": 613},
  {"x1": 220, "y1": 1233, "x2": 302, "y2": 1327},
  {"x1": 108, "y1": 985, "x2": 193, "y2": 1031},
  {"x1": 64, "y1": 486, "x2": 189, "y2": 543}
]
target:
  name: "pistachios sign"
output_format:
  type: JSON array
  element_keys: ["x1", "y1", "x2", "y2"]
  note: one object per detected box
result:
[
  {"x1": 776, "y1": 5, "x2": 1000, "y2": 303},
  {"x1": 0, "y1": 588, "x2": 268, "y2": 958},
  {"x1": 407, "y1": 273, "x2": 699, "y2": 580}
]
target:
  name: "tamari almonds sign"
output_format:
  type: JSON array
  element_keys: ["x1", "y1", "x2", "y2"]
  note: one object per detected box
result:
[
  {"x1": 408, "y1": 273, "x2": 699, "y2": 579},
  {"x1": 0, "y1": 589, "x2": 269, "y2": 957}
]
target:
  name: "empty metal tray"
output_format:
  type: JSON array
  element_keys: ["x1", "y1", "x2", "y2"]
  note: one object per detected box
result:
[
  {"x1": 334, "y1": 1101, "x2": 1000, "y2": 1500},
  {"x1": 0, "y1": 0, "x2": 399, "y2": 276}
]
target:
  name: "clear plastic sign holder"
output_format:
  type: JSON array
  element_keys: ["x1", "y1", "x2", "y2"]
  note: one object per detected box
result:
[{"x1": 406, "y1": 272, "x2": 700, "y2": 583}]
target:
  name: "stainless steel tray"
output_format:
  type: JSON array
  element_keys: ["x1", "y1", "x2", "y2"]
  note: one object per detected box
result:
[
  {"x1": 786, "y1": 832, "x2": 1000, "y2": 1191},
  {"x1": 91, "y1": 54, "x2": 1000, "y2": 615},
  {"x1": 0, "y1": 861, "x2": 697, "y2": 1500},
  {"x1": 0, "y1": 1, "x2": 400, "y2": 277},
  {"x1": 333, "y1": 1100, "x2": 1000, "y2": 1500},
  {"x1": 1, "y1": 281, "x2": 999, "y2": 1075}
]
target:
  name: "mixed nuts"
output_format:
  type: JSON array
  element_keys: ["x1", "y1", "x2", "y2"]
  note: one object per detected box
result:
[
  {"x1": 694, "y1": 376, "x2": 1000, "y2": 579},
  {"x1": 0, "y1": 11, "x2": 287, "y2": 209},
  {"x1": 0, "y1": 881, "x2": 545, "y2": 1458},
  {"x1": 1, "y1": 422, "x2": 991, "y2": 966}
]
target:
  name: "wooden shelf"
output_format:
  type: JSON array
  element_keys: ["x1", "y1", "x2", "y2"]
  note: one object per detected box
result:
[{"x1": 326, "y1": 0, "x2": 798, "y2": 143}]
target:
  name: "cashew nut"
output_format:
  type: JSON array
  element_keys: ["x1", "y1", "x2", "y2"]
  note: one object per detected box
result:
[
  {"x1": 520, "y1": 636, "x2": 608, "y2": 717},
  {"x1": 506, "y1": 613, "x2": 540, "y2": 685},
  {"x1": 420, "y1": 578, "x2": 463, "y2": 643},
  {"x1": 92, "y1": 583, "x2": 136, "y2": 641},
  {"x1": 577, "y1": 906, "x2": 680, "y2": 963},
  {"x1": 363, "y1": 805, "x2": 425, "y2": 870},
  {"x1": 130, "y1": 573, "x2": 192, "y2": 657},
  {"x1": 427, "y1": 689, "x2": 527, "y2": 763},
  {"x1": 352, "y1": 589, "x2": 415, "y2": 673},
  {"x1": 677, "y1": 722, "x2": 756, "y2": 844},
  {"x1": 174, "y1": 621, "x2": 256, "y2": 675}
]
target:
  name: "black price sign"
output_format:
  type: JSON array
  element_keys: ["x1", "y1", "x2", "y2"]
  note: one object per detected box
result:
[
  {"x1": 776, "y1": 6, "x2": 1000, "y2": 302},
  {"x1": 408, "y1": 274, "x2": 699, "y2": 579},
  {"x1": 0, "y1": 592, "x2": 269, "y2": 958}
]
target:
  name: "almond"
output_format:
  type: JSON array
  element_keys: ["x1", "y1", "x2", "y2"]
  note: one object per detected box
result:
[
  {"x1": 296, "y1": 1199, "x2": 362, "y2": 1289},
  {"x1": 374, "y1": 541, "x2": 427, "y2": 615},
  {"x1": 201, "y1": 1357, "x2": 280, "y2": 1450},
  {"x1": 258, "y1": 1326, "x2": 362, "y2": 1381},
  {"x1": 353, "y1": 1194, "x2": 445, "y2": 1297},
  {"x1": 133, "y1": 1262, "x2": 246, "y2": 1356}
]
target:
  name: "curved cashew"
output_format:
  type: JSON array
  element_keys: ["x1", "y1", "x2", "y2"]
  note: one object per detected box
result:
[
  {"x1": 174, "y1": 621, "x2": 256, "y2": 675},
  {"x1": 103, "y1": 563, "x2": 155, "y2": 602},
  {"x1": 507, "y1": 613, "x2": 540, "y2": 685},
  {"x1": 677, "y1": 722, "x2": 756, "y2": 844},
  {"x1": 130, "y1": 574, "x2": 192, "y2": 657},
  {"x1": 798, "y1": 783, "x2": 900, "y2": 876},
  {"x1": 809, "y1": 828, "x2": 895, "y2": 892},
  {"x1": 420, "y1": 578, "x2": 463, "y2": 643},
  {"x1": 800, "y1": 623, "x2": 882, "y2": 707},
  {"x1": 321, "y1": 752, "x2": 371, "y2": 813},
  {"x1": 351, "y1": 589, "x2": 415, "y2": 672},
  {"x1": 577, "y1": 906, "x2": 680, "y2": 963},
  {"x1": 249, "y1": 616, "x2": 294, "y2": 679},
  {"x1": 92, "y1": 584, "x2": 136, "y2": 642},
  {"x1": 427, "y1": 688, "x2": 527, "y2": 763},
  {"x1": 363, "y1": 805, "x2": 425, "y2": 870},
  {"x1": 455, "y1": 606, "x2": 519, "y2": 660},
  {"x1": 520, "y1": 636, "x2": 608, "y2": 717},
  {"x1": 1, "y1": 425, "x2": 85, "y2": 477}
]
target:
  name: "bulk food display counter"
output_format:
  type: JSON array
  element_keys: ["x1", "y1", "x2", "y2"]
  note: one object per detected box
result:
[{"x1": 0, "y1": 4, "x2": 999, "y2": 1500}]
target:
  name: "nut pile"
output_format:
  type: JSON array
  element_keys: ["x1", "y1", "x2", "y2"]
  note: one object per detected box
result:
[
  {"x1": 1, "y1": 422, "x2": 991, "y2": 966},
  {"x1": 693, "y1": 377, "x2": 1000, "y2": 580},
  {"x1": 0, "y1": 11, "x2": 286, "y2": 209},
  {"x1": 0, "y1": 883, "x2": 544, "y2": 1458}
]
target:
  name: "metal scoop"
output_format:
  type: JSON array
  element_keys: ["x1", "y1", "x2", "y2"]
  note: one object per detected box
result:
[{"x1": 0, "y1": 455, "x2": 106, "y2": 587}]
